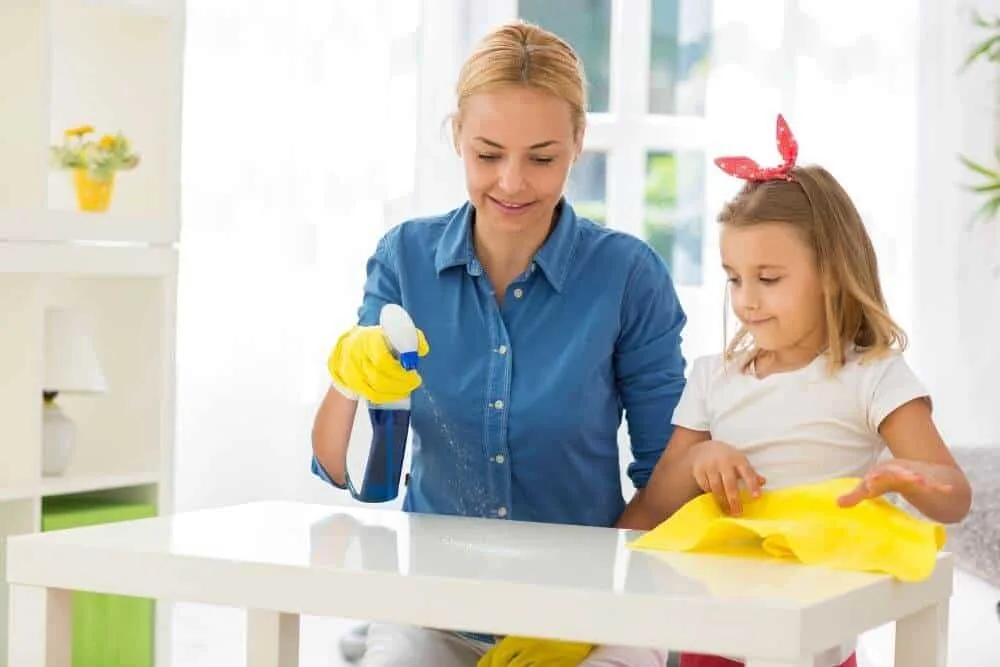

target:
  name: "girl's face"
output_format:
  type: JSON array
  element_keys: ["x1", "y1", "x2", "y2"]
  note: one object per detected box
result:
[
  {"x1": 721, "y1": 221, "x2": 827, "y2": 360},
  {"x1": 454, "y1": 86, "x2": 579, "y2": 239}
]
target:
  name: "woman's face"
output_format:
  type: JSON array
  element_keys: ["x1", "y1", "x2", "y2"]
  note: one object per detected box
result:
[{"x1": 454, "y1": 85, "x2": 579, "y2": 239}]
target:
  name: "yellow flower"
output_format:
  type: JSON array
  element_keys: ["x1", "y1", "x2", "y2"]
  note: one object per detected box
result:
[
  {"x1": 99, "y1": 134, "x2": 116, "y2": 150},
  {"x1": 65, "y1": 125, "x2": 94, "y2": 138}
]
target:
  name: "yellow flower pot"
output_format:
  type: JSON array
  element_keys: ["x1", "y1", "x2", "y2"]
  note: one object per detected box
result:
[{"x1": 73, "y1": 169, "x2": 116, "y2": 213}]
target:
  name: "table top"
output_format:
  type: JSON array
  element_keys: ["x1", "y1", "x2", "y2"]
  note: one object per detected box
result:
[{"x1": 5, "y1": 501, "x2": 953, "y2": 659}]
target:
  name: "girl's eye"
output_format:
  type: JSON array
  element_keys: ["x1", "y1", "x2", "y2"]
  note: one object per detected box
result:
[
  {"x1": 726, "y1": 276, "x2": 740, "y2": 285},
  {"x1": 532, "y1": 156, "x2": 555, "y2": 164},
  {"x1": 477, "y1": 154, "x2": 499, "y2": 162},
  {"x1": 759, "y1": 276, "x2": 781, "y2": 284}
]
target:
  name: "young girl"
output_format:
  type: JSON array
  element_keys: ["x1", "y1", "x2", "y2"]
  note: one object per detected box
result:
[{"x1": 620, "y1": 115, "x2": 972, "y2": 667}]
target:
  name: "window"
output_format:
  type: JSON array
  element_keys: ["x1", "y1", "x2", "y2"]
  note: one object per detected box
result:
[
  {"x1": 566, "y1": 151, "x2": 607, "y2": 225},
  {"x1": 511, "y1": 0, "x2": 713, "y2": 287}
]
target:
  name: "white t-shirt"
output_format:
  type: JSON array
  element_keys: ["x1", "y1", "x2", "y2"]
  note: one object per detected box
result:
[
  {"x1": 672, "y1": 348, "x2": 929, "y2": 490},
  {"x1": 671, "y1": 348, "x2": 929, "y2": 667}
]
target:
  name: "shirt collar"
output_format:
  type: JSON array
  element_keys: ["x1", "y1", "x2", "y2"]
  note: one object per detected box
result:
[{"x1": 434, "y1": 198, "x2": 579, "y2": 292}]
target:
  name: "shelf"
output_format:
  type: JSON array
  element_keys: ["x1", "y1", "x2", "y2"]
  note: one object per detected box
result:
[
  {"x1": 0, "y1": 472, "x2": 158, "y2": 503},
  {"x1": 0, "y1": 484, "x2": 39, "y2": 504},
  {"x1": 0, "y1": 208, "x2": 177, "y2": 245},
  {"x1": 0, "y1": 0, "x2": 181, "y2": 662},
  {"x1": 41, "y1": 470, "x2": 160, "y2": 497},
  {"x1": 0, "y1": 240, "x2": 177, "y2": 276},
  {"x1": 0, "y1": 0, "x2": 184, "y2": 238},
  {"x1": 70, "y1": 0, "x2": 180, "y2": 21}
]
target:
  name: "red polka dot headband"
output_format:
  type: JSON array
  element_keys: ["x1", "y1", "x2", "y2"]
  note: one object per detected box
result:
[{"x1": 714, "y1": 114, "x2": 799, "y2": 182}]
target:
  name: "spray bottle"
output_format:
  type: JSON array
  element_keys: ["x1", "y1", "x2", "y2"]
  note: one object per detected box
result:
[{"x1": 348, "y1": 303, "x2": 420, "y2": 503}]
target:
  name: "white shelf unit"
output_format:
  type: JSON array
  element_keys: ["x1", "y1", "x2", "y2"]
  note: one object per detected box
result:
[{"x1": 0, "y1": 0, "x2": 184, "y2": 665}]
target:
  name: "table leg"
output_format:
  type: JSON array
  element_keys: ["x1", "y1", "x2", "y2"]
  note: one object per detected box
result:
[
  {"x1": 7, "y1": 585, "x2": 71, "y2": 667},
  {"x1": 894, "y1": 601, "x2": 948, "y2": 667},
  {"x1": 247, "y1": 610, "x2": 300, "y2": 667}
]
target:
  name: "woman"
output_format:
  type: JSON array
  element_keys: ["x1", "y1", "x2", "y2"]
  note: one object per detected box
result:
[{"x1": 312, "y1": 20, "x2": 687, "y2": 666}]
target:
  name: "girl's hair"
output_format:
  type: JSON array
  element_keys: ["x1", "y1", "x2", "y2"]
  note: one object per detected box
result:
[
  {"x1": 451, "y1": 21, "x2": 588, "y2": 146},
  {"x1": 719, "y1": 165, "x2": 907, "y2": 372}
]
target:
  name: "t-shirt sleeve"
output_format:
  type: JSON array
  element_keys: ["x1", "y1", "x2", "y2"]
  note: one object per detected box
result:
[
  {"x1": 866, "y1": 352, "x2": 930, "y2": 432},
  {"x1": 671, "y1": 355, "x2": 714, "y2": 432}
]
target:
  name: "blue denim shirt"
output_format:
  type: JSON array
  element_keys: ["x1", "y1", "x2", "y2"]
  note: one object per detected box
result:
[{"x1": 314, "y1": 199, "x2": 686, "y2": 528}]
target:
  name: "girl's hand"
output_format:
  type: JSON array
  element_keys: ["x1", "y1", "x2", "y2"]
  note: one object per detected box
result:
[
  {"x1": 690, "y1": 440, "x2": 766, "y2": 516},
  {"x1": 836, "y1": 459, "x2": 955, "y2": 508}
]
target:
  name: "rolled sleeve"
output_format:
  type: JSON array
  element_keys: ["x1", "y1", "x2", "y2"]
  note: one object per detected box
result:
[
  {"x1": 357, "y1": 227, "x2": 403, "y2": 326},
  {"x1": 614, "y1": 245, "x2": 687, "y2": 488}
]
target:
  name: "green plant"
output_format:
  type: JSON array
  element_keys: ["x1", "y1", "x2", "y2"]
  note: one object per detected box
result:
[
  {"x1": 50, "y1": 125, "x2": 140, "y2": 182},
  {"x1": 959, "y1": 12, "x2": 1000, "y2": 222},
  {"x1": 962, "y1": 12, "x2": 1000, "y2": 69}
]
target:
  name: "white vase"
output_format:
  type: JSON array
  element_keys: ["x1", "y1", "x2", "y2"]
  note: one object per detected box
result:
[{"x1": 42, "y1": 400, "x2": 76, "y2": 476}]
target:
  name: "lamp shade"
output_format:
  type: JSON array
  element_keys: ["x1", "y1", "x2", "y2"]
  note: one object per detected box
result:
[{"x1": 43, "y1": 307, "x2": 107, "y2": 394}]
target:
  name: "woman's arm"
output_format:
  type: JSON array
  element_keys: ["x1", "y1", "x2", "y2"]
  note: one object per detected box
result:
[
  {"x1": 312, "y1": 227, "x2": 403, "y2": 488},
  {"x1": 615, "y1": 426, "x2": 711, "y2": 530},
  {"x1": 311, "y1": 386, "x2": 359, "y2": 487},
  {"x1": 613, "y1": 244, "x2": 689, "y2": 495}
]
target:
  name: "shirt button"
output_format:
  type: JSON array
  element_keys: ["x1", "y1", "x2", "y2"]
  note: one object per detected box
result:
[
  {"x1": 494, "y1": 454, "x2": 505, "y2": 464},
  {"x1": 493, "y1": 399, "x2": 504, "y2": 410},
  {"x1": 513, "y1": 288, "x2": 524, "y2": 299},
  {"x1": 497, "y1": 507, "x2": 508, "y2": 518},
  {"x1": 497, "y1": 345, "x2": 508, "y2": 355}
]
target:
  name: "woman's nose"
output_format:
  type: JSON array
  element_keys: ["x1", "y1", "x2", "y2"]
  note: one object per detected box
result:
[{"x1": 498, "y1": 160, "x2": 525, "y2": 193}]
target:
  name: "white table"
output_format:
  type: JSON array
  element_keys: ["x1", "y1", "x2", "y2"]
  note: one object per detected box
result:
[{"x1": 5, "y1": 500, "x2": 952, "y2": 667}]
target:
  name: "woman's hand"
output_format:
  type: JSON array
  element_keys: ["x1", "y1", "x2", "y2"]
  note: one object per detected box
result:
[
  {"x1": 690, "y1": 440, "x2": 766, "y2": 516},
  {"x1": 836, "y1": 459, "x2": 955, "y2": 509},
  {"x1": 327, "y1": 324, "x2": 430, "y2": 404}
]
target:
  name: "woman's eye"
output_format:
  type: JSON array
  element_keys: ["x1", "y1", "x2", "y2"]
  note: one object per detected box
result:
[
  {"x1": 759, "y1": 276, "x2": 781, "y2": 284},
  {"x1": 726, "y1": 276, "x2": 740, "y2": 285},
  {"x1": 477, "y1": 154, "x2": 500, "y2": 162},
  {"x1": 532, "y1": 156, "x2": 555, "y2": 164}
]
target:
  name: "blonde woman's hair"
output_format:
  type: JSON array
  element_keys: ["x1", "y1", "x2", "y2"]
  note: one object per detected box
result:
[
  {"x1": 451, "y1": 21, "x2": 588, "y2": 146},
  {"x1": 719, "y1": 165, "x2": 907, "y2": 373}
]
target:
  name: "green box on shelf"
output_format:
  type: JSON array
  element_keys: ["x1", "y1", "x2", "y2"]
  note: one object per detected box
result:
[{"x1": 42, "y1": 493, "x2": 157, "y2": 667}]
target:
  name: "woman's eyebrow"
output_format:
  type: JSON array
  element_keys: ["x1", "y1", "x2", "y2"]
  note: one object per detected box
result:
[{"x1": 473, "y1": 136, "x2": 560, "y2": 149}]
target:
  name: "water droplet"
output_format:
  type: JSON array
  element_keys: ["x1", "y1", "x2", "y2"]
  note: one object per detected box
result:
[{"x1": 416, "y1": 386, "x2": 489, "y2": 517}]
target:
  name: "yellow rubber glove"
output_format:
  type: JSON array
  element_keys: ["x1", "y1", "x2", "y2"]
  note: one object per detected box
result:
[
  {"x1": 327, "y1": 324, "x2": 430, "y2": 404},
  {"x1": 477, "y1": 636, "x2": 594, "y2": 667}
]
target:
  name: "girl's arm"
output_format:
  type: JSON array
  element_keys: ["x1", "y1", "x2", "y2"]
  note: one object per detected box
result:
[
  {"x1": 838, "y1": 398, "x2": 972, "y2": 524},
  {"x1": 615, "y1": 426, "x2": 711, "y2": 530}
]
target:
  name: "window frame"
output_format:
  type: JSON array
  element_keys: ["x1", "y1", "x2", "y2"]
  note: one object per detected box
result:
[{"x1": 466, "y1": 0, "x2": 711, "y2": 283}]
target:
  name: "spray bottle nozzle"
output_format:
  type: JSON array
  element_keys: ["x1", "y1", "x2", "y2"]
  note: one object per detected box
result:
[
  {"x1": 398, "y1": 350, "x2": 420, "y2": 371},
  {"x1": 379, "y1": 303, "x2": 420, "y2": 373}
]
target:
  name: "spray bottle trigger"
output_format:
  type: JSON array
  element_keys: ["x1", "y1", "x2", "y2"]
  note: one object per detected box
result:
[{"x1": 398, "y1": 350, "x2": 419, "y2": 371}]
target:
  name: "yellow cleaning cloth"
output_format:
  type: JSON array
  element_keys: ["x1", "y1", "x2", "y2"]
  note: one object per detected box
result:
[
  {"x1": 628, "y1": 478, "x2": 946, "y2": 582},
  {"x1": 477, "y1": 636, "x2": 594, "y2": 667}
]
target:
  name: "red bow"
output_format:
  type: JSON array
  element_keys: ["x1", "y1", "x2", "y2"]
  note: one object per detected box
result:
[{"x1": 714, "y1": 114, "x2": 799, "y2": 182}]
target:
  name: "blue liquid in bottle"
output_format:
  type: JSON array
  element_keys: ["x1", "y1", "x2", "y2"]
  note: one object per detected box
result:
[{"x1": 355, "y1": 304, "x2": 420, "y2": 503}]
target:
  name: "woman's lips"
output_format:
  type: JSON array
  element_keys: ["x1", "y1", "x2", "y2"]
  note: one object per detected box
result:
[{"x1": 489, "y1": 195, "x2": 536, "y2": 214}]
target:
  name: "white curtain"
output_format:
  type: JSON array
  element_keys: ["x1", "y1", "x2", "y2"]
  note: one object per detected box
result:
[
  {"x1": 702, "y1": 0, "x2": 919, "y2": 350},
  {"x1": 175, "y1": 0, "x2": 424, "y2": 512}
]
